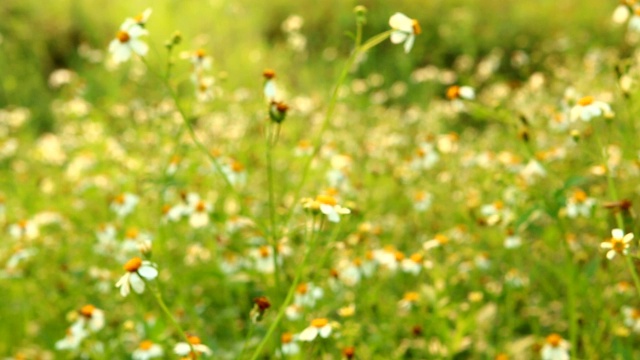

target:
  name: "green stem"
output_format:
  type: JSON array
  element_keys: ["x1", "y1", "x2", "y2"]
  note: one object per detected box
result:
[
  {"x1": 281, "y1": 30, "x2": 390, "y2": 229},
  {"x1": 265, "y1": 121, "x2": 282, "y2": 292},
  {"x1": 248, "y1": 216, "x2": 320, "y2": 360},
  {"x1": 149, "y1": 283, "x2": 196, "y2": 356}
]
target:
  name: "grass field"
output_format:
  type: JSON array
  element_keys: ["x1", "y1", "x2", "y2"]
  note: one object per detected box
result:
[{"x1": 2, "y1": 1, "x2": 640, "y2": 359}]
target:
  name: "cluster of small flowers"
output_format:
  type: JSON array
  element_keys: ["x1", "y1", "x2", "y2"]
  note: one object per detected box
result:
[
  {"x1": 55, "y1": 305, "x2": 105, "y2": 351},
  {"x1": 162, "y1": 192, "x2": 213, "y2": 228}
]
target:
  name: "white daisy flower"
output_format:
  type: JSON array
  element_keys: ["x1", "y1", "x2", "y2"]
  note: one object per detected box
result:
[
  {"x1": 298, "y1": 318, "x2": 333, "y2": 342},
  {"x1": 174, "y1": 335, "x2": 212, "y2": 357},
  {"x1": 108, "y1": 19, "x2": 149, "y2": 64},
  {"x1": 115, "y1": 257, "x2": 158, "y2": 297},
  {"x1": 569, "y1": 96, "x2": 613, "y2": 122},
  {"x1": 389, "y1": 12, "x2": 421, "y2": 53},
  {"x1": 132, "y1": 340, "x2": 164, "y2": 360},
  {"x1": 600, "y1": 228, "x2": 634, "y2": 260}
]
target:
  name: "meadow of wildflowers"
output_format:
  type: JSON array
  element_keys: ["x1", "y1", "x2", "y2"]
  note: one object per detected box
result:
[{"x1": 2, "y1": 0, "x2": 640, "y2": 359}]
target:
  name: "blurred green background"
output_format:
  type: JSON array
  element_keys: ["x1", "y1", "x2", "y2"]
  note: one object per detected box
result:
[{"x1": 0, "y1": 0, "x2": 618, "y2": 134}]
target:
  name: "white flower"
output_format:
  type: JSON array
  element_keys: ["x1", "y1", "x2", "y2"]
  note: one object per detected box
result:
[
  {"x1": 174, "y1": 335, "x2": 212, "y2": 357},
  {"x1": 110, "y1": 193, "x2": 139, "y2": 218},
  {"x1": 191, "y1": 49, "x2": 212, "y2": 73},
  {"x1": 504, "y1": 235, "x2": 522, "y2": 249},
  {"x1": 115, "y1": 257, "x2": 158, "y2": 297},
  {"x1": 8, "y1": 219, "x2": 39, "y2": 240},
  {"x1": 541, "y1": 334, "x2": 570, "y2": 360},
  {"x1": 185, "y1": 193, "x2": 212, "y2": 228},
  {"x1": 294, "y1": 282, "x2": 324, "y2": 308},
  {"x1": 55, "y1": 321, "x2": 88, "y2": 351},
  {"x1": 613, "y1": 4, "x2": 631, "y2": 24},
  {"x1": 446, "y1": 85, "x2": 475, "y2": 100},
  {"x1": 412, "y1": 191, "x2": 432, "y2": 212},
  {"x1": 622, "y1": 306, "x2": 640, "y2": 333},
  {"x1": 132, "y1": 340, "x2": 164, "y2": 360},
  {"x1": 280, "y1": 332, "x2": 300, "y2": 355},
  {"x1": 400, "y1": 253, "x2": 424, "y2": 275},
  {"x1": 76, "y1": 305, "x2": 105, "y2": 332},
  {"x1": 298, "y1": 318, "x2": 332, "y2": 342},
  {"x1": 389, "y1": 12, "x2": 421, "y2": 53},
  {"x1": 310, "y1": 195, "x2": 350, "y2": 223},
  {"x1": 263, "y1": 69, "x2": 277, "y2": 101},
  {"x1": 565, "y1": 189, "x2": 596, "y2": 218},
  {"x1": 131, "y1": 8, "x2": 152, "y2": 26},
  {"x1": 108, "y1": 19, "x2": 149, "y2": 64},
  {"x1": 629, "y1": 7, "x2": 640, "y2": 31},
  {"x1": 569, "y1": 96, "x2": 613, "y2": 122},
  {"x1": 600, "y1": 228, "x2": 634, "y2": 260}
]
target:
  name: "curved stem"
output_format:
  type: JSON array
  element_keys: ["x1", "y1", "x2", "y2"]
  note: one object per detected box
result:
[{"x1": 149, "y1": 283, "x2": 196, "y2": 357}]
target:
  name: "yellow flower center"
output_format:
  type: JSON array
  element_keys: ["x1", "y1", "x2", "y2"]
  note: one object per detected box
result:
[
  {"x1": 577, "y1": 96, "x2": 594, "y2": 106},
  {"x1": 296, "y1": 283, "x2": 308, "y2": 294},
  {"x1": 446, "y1": 86, "x2": 460, "y2": 100},
  {"x1": 311, "y1": 318, "x2": 329, "y2": 328},
  {"x1": 493, "y1": 200, "x2": 504, "y2": 210},
  {"x1": 573, "y1": 190, "x2": 587, "y2": 203},
  {"x1": 635, "y1": 7, "x2": 640, "y2": 16},
  {"x1": 126, "y1": 228, "x2": 139, "y2": 239},
  {"x1": 79, "y1": 304, "x2": 95, "y2": 318},
  {"x1": 394, "y1": 251, "x2": 405, "y2": 261},
  {"x1": 139, "y1": 340, "x2": 154, "y2": 350},
  {"x1": 188, "y1": 335, "x2": 202, "y2": 345},
  {"x1": 403, "y1": 292, "x2": 419, "y2": 302},
  {"x1": 414, "y1": 191, "x2": 426, "y2": 201},
  {"x1": 435, "y1": 234, "x2": 449, "y2": 245},
  {"x1": 231, "y1": 161, "x2": 244, "y2": 173},
  {"x1": 195, "y1": 201, "x2": 207, "y2": 213},
  {"x1": 632, "y1": 309, "x2": 640, "y2": 319},
  {"x1": 263, "y1": 69, "x2": 276, "y2": 79},
  {"x1": 412, "y1": 19, "x2": 422, "y2": 35},
  {"x1": 195, "y1": 49, "x2": 206, "y2": 59},
  {"x1": 117, "y1": 31, "x2": 131, "y2": 43},
  {"x1": 114, "y1": 194, "x2": 126, "y2": 205},
  {"x1": 162, "y1": 204, "x2": 172, "y2": 215},
  {"x1": 281, "y1": 332, "x2": 293, "y2": 343},
  {"x1": 18, "y1": 220, "x2": 28, "y2": 229},
  {"x1": 259, "y1": 246, "x2": 270, "y2": 258},
  {"x1": 545, "y1": 333, "x2": 562, "y2": 347},
  {"x1": 611, "y1": 237, "x2": 627, "y2": 252},
  {"x1": 134, "y1": 13, "x2": 144, "y2": 23},
  {"x1": 123, "y1": 257, "x2": 142, "y2": 272},
  {"x1": 316, "y1": 194, "x2": 337, "y2": 206},
  {"x1": 298, "y1": 140, "x2": 311, "y2": 149},
  {"x1": 410, "y1": 253, "x2": 423, "y2": 263}
]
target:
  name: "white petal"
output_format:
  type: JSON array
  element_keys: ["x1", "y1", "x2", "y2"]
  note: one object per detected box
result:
[
  {"x1": 600, "y1": 242, "x2": 613, "y2": 249},
  {"x1": 612, "y1": 228, "x2": 624, "y2": 239},
  {"x1": 116, "y1": 273, "x2": 131, "y2": 296},
  {"x1": 298, "y1": 327, "x2": 318, "y2": 342},
  {"x1": 174, "y1": 342, "x2": 191, "y2": 356},
  {"x1": 404, "y1": 35, "x2": 415, "y2": 53},
  {"x1": 138, "y1": 264, "x2": 158, "y2": 280},
  {"x1": 390, "y1": 31, "x2": 408, "y2": 44},
  {"x1": 129, "y1": 40, "x2": 149, "y2": 56},
  {"x1": 114, "y1": 46, "x2": 132, "y2": 63},
  {"x1": 389, "y1": 13, "x2": 413, "y2": 32},
  {"x1": 128, "y1": 25, "x2": 148, "y2": 38},
  {"x1": 130, "y1": 273, "x2": 146, "y2": 293},
  {"x1": 607, "y1": 250, "x2": 617, "y2": 260},
  {"x1": 319, "y1": 325, "x2": 332, "y2": 338}
]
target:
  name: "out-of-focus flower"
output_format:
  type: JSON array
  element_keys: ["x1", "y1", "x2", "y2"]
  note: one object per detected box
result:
[
  {"x1": 185, "y1": 193, "x2": 212, "y2": 228},
  {"x1": 76, "y1": 304, "x2": 105, "y2": 332},
  {"x1": 622, "y1": 306, "x2": 640, "y2": 333},
  {"x1": 629, "y1": 6, "x2": 640, "y2": 31},
  {"x1": 108, "y1": 19, "x2": 149, "y2": 64},
  {"x1": 613, "y1": 4, "x2": 631, "y2": 24},
  {"x1": 115, "y1": 257, "x2": 158, "y2": 297},
  {"x1": 131, "y1": 8, "x2": 152, "y2": 26},
  {"x1": 389, "y1": 13, "x2": 421, "y2": 53},
  {"x1": 446, "y1": 85, "x2": 475, "y2": 100},
  {"x1": 540, "y1": 333, "x2": 570, "y2": 360},
  {"x1": 569, "y1": 96, "x2": 613, "y2": 122},
  {"x1": 302, "y1": 194, "x2": 351, "y2": 223},
  {"x1": 110, "y1": 193, "x2": 139, "y2": 218},
  {"x1": 8, "y1": 219, "x2": 39, "y2": 240},
  {"x1": 132, "y1": 340, "x2": 164, "y2": 360},
  {"x1": 55, "y1": 321, "x2": 87, "y2": 351},
  {"x1": 294, "y1": 282, "x2": 324, "y2": 308},
  {"x1": 191, "y1": 49, "x2": 212, "y2": 73},
  {"x1": 412, "y1": 191, "x2": 432, "y2": 212},
  {"x1": 174, "y1": 335, "x2": 212, "y2": 357},
  {"x1": 600, "y1": 228, "x2": 634, "y2": 260},
  {"x1": 299, "y1": 318, "x2": 333, "y2": 341},
  {"x1": 280, "y1": 332, "x2": 300, "y2": 355},
  {"x1": 263, "y1": 69, "x2": 277, "y2": 101},
  {"x1": 565, "y1": 189, "x2": 596, "y2": 218}
]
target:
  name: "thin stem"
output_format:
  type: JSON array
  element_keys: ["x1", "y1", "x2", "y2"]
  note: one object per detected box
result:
[
  {"x1": 281, "y1": 30, "x2": 391, "y2": 230},
  {"x1": 248, "y1": 216, "x2": 319, "y2": 360},
  {"x1": 149, "y1": 283, "x2": 196, "y2": 357},
  {"x1": 265, "y1": 121, "x2": 282, "y2": 292}
]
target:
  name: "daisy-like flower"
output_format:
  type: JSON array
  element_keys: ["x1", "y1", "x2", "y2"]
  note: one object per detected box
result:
[
  {"x1": 76, "y1": 304, "x2": 105, "y2": 332},
  {"x1": 132, "y1": 340, "x2": 164, "y2": 360},
  {"x1": 569, "y1": 96, "x2": 613, "y2": 122},
  {"x1": 294, "y1": 282, "x2": 324, "y2": 308},
  {"x1": 600, "y1": 229, "x2": 634, "y2": 260},
  {"x1": 108, "y1": 19, "x2": 149, "y2": 64},
  {"x1": 302, "y1": 194, "x2": 351, "y2": 223},
  {"x1": 174, "y1": 335, "x2": 212, "y2": 357},
  {"x1": 195, "y1": 77, "x2": 216, "y2": 103},
  {"x1": 298, "y1": 318, "x2": 333, "y2": 342},
  {"x1": 110, "y1": 193, "x2": 139, "y2": 218},
  {"x1": 191, "y1": 49, "x2": 212, "y2": 73},
  {"x1": 280, "y1": 332, "x2": 300, "y2": 355},
  {"x1": 131, "y1": 8, "x2": 153, "y2": 26},
  {"x1": 185, "y1": 193, "x2": 212, "y2": 228},
  {"x1": 622, "y1": 306, "x2": 640, "y2": 333},
  {"x1": 249, "y1": 245, "x2": 281, "y2": 274},
  {"x1": 55, "y1": 321, "x2": 88, "y2": 351},
  {"x1": 565, "y1": 189, "x2": 596, "y2": 218},
  {"x1": 446, "y1": 85, "x2": 475, "y2": 101},
  {"x1": 115, "y1": 257, "x2": 158, "y2": 297},
  {"x1": 398, "y1": 291, "x2": 420, "y2": 311},
  {"x1": 412, "y1": 191, "x2": 432, "y2": 212},
  {"x1": 263, "y1": 69, "x2": 277, "y2": 101},
  {"x1": 221, "y1": 159, "x2": 247, "y2": 187},
  {"x1": 389, "y1": 12, "x2": 421, "y2": 53},
  {"x1": 401, "y1": 253, "x2": 424, "y2": 275},
  {"x1": 540, "y1": 333, "x2": 570, "y2": 360},
  {"x1": 8, "y1": 219, "x2": 39, "y2": 240}
]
